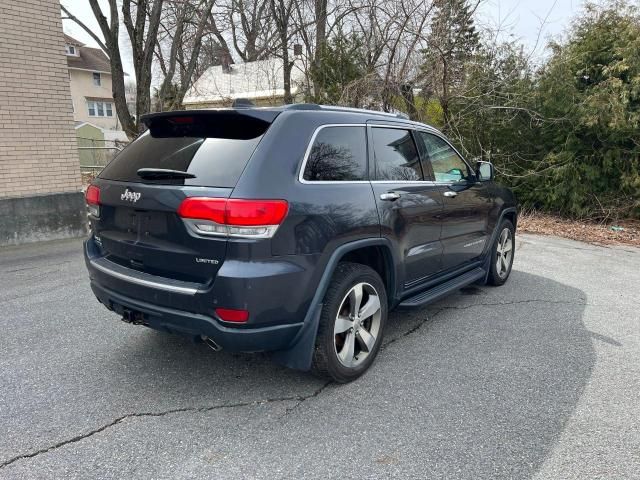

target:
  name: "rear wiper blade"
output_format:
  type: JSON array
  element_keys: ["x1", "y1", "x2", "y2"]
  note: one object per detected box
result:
[{"x1": 137, "y1": 168, "x2": 196, "y2": 179}]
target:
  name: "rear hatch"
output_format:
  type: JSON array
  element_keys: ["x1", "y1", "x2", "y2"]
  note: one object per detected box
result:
[{"x1": 89, "y1": 110, "x2": 278, "y2": 287}]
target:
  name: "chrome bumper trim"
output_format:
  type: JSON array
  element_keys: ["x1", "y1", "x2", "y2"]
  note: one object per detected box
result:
[{"x1": 90, "y1": 258, "x2": 199, "y2": 295}]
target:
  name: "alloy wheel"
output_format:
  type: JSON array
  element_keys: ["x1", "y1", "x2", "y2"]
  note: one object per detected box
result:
[
  {"x1": 333, "y1": 282, "x2": 382, "y2": 368},
  {"x1": 496, "y1": 228, "x2": 513, "y2": 278}
]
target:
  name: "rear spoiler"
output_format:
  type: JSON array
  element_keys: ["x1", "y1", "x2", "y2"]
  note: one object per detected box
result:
[{"x1": 140, "y1": 109, "x2": 281, "y2": 139}]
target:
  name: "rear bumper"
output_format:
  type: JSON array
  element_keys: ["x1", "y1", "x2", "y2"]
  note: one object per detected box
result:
[
  {"x1": 84, "y1": 237, "x2": 313, "y2": 352},
  {"x1": 90, "y1": 281, "x2": 303, "y2": 352}
]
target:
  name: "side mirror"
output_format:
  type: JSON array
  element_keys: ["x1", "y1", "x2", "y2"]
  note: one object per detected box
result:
[{"x1": 476, "y1": 161, "x2": 494, "y2": 182}]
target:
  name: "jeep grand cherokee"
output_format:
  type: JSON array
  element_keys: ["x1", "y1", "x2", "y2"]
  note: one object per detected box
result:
[{"x1": 84, "y1": 104, "x2": 517, "y2": 383}]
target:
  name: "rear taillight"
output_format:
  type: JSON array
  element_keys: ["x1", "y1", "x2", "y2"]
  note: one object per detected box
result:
[
  {"x1": 225, "y1": 199, "x2": 289, "y2": 226},
  {"x1": 85, "y1": 185, "x2": 101, "y2": 217},
  {"x1": 178, "y1": 197, "x2": 288, "y2": 239}
]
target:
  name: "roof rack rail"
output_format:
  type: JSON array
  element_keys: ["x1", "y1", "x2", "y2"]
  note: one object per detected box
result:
[
  {"x1": 319, "y1": 105, "x2": 409, "y2": 120},
  {"x1": 282, "y1": 103, "x2": 410, "y2": 120},
  {"x1": 282, "y1": 103, "x2": 321, "y2": 111}
]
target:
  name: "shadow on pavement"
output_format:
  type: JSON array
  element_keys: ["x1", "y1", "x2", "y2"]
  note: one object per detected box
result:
[
  {"x1": 352, "y1": 269, "x2": 595, "y2": 478},
  {"x1": 93, "y1": 269, "x2": 594, "y2": 478}
]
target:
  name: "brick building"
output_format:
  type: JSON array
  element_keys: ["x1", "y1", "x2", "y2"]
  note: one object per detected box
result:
[{"x1": 0, "y1": 0, "x2": 85, "y2": 245}]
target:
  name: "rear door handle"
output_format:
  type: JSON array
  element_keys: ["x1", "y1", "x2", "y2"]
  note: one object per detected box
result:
[
  {"x1": 443, "y1": 191, "x2": 458, "y2": 198},
  {"x1": 380, "y1": 192, "x2": 401, "y2": 201}
]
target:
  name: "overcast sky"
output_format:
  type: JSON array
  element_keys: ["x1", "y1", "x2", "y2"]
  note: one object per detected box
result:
[
  {"x1": 61, "y1": 0, "x2": 586, "y2": 77},
  {"x1": 477, "y1": 0, "x2": 585, "y2": 49}
]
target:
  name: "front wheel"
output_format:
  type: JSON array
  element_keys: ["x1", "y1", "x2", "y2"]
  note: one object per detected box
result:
[
  {"x1": 487, "y1": 219, "x2": 515, "y2": 286},
  {"x1": 311, "y1": 262, "x2": 387, "y2": 383}
]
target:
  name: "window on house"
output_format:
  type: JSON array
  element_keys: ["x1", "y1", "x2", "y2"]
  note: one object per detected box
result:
[
  {"x1": 87, "y1": 101, "x2": 113, "y2": 117},
  {"x1": 65, "y1": 45, "x2": 76, "y2": 55},
  {"x1": 93, "y1": 73, "x2": 101, "y2": 86}
]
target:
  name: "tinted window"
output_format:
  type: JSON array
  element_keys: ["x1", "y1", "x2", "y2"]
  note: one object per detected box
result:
[
  {"x1": 303, "y1": 126, "x2": 367, "y2": 181},
  {"x1": 372, "y1": 128, "x2": 422, "y2": 181},
  {"x1": 99, "y1": 132, "x2": 262, "y2": 187},
  {"x1": 418, "y1": 132, "x2": 469, "y2": 182}
]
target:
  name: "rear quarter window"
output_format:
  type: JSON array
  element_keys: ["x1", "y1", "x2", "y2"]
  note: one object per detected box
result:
[
  {"x1": 302, "y1": 126, "x2": 367, "y2": 181},
  {"x1": 99, "y1": 132, "x2": 263, "y2": 187}
]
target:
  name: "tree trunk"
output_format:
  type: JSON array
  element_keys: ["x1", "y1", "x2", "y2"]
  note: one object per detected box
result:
[
  {"x1": 157, "y1": 6, "x2": 186, "y2": 111},
  {"x1": 270, "y1": 0, "x2": 294, "y2": 104},
  {"x1": 87, "y1": 0, "x2": 137, "y2": 138},
  {"x1": 123, "y1": 0, "x2": 164, "y2": 130},
  {"x1": 400, "y1": 84, "x2": 418, "y2": 120},
  {"x1": 283, "y1": 53, "x2": 293, "y2": 104},
  {"x1": 110, "y1": 53, "x2": 136, "y2": 137},
  {"x1": 441, "y1": 58, "x2": 450, "y2": 130},
  {"x1": 313, "y1": 0, "x2": 328, "y2": 99}
]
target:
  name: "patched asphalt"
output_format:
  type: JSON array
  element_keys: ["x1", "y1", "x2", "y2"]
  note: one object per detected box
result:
[{"x1": 0, "y1": 234, "x2": 638, "y2": 479}]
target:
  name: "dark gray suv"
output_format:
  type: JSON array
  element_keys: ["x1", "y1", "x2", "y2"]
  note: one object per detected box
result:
[{"x1": 84, "y1": 104, "x2": 517, "y2": 382}]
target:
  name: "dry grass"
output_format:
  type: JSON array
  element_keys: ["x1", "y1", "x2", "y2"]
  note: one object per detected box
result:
[{"x1": 518, "y1": 210, "x2": 640, "y2": 248}]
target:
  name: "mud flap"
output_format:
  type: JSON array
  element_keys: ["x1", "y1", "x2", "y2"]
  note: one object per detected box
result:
[{"x1": 270, "y1": 303, "x2": 323, "y2": 371}]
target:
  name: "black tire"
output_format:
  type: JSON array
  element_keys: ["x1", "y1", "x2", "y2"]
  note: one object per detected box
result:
[
  {"x1": 311, "y1": 262, "x2": 388, "y2": 383},
  {"x1": 487, "y1": 219, "x2": 515, "y2": 286}
]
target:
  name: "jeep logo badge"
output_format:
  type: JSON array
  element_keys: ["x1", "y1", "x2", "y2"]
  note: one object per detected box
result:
[{"x1": 121, "y1": 189, "x2": 141, "y2": 203}]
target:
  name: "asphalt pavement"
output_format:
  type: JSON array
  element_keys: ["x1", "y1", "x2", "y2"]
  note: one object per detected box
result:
[{"x1": 0, "y1": 234, "x2": 638, "y2": 479}]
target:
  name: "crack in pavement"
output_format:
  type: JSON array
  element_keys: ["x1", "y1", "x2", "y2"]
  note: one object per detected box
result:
[
  {"x1": 0, "y1": 385, "x2": 329, "y2": 470},
  {"x1": 382, "y1": 307, "x2": 445, "y2": 350},
  {"x1": 381, "y1": 298, "x2": 591, "y2": 350},
  {"x1": 282, "y1": 381, "x2": 333, "y2": 416}
]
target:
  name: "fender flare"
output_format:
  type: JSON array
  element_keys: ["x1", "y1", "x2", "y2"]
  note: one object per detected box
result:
[{"x1": 270, "y1": 238, "x2": 396, "y2": 371}]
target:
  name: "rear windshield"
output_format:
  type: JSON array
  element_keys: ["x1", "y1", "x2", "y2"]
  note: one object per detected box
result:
[{"x1": 99, "y1": 131, "x2": 263, "y2": 187}]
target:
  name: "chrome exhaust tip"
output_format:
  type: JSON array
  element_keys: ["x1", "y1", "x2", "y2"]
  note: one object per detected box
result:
[{"x1": 201, "y1": 335, "x2": 222, "y2": 352}]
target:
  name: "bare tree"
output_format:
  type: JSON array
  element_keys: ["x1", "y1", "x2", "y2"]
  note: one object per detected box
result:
[
  {"x1": 227, "y1": 0, "x2": 275, "y2": 61},
  {"x1": 155, "y1": 0, "x2": 215, "y2": 110},
  {"x1": 339, "y1": 0, "x2": 435, "y2": 114},
  {"x1": 269, "y1": 0, "x2": 297, "y2": 103},
  {"x1": 288, "y1": 1, "x2": 361, "y2": 101},
  {"x1": 122, "y1": 0, "x2": 164, "y2": 124},
  {"x1": 61, "y1": 0, "x2": 471, "y2": 125}
]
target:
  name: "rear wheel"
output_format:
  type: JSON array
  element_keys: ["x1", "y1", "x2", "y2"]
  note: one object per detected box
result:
[
  {"x1": 312, "y1": 262, "x2": 387, "y2": 383},
  {"x1": 487, "y1": 219, "x2": 515, "y2": 286}
]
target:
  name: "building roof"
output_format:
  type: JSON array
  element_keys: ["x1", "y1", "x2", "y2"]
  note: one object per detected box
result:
[
  {"x1": 64, "y1": 34, "x2": 85, "y2": 46},
  {"x1": 183, "y1": 58, "x2": 306, "y2": 105},
  {"x1": 74, "y1": 121, "x2": 104, "y2": 131},
  {"x1": 64, "y1": 34, "x2": 111, "y2": 74}
]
